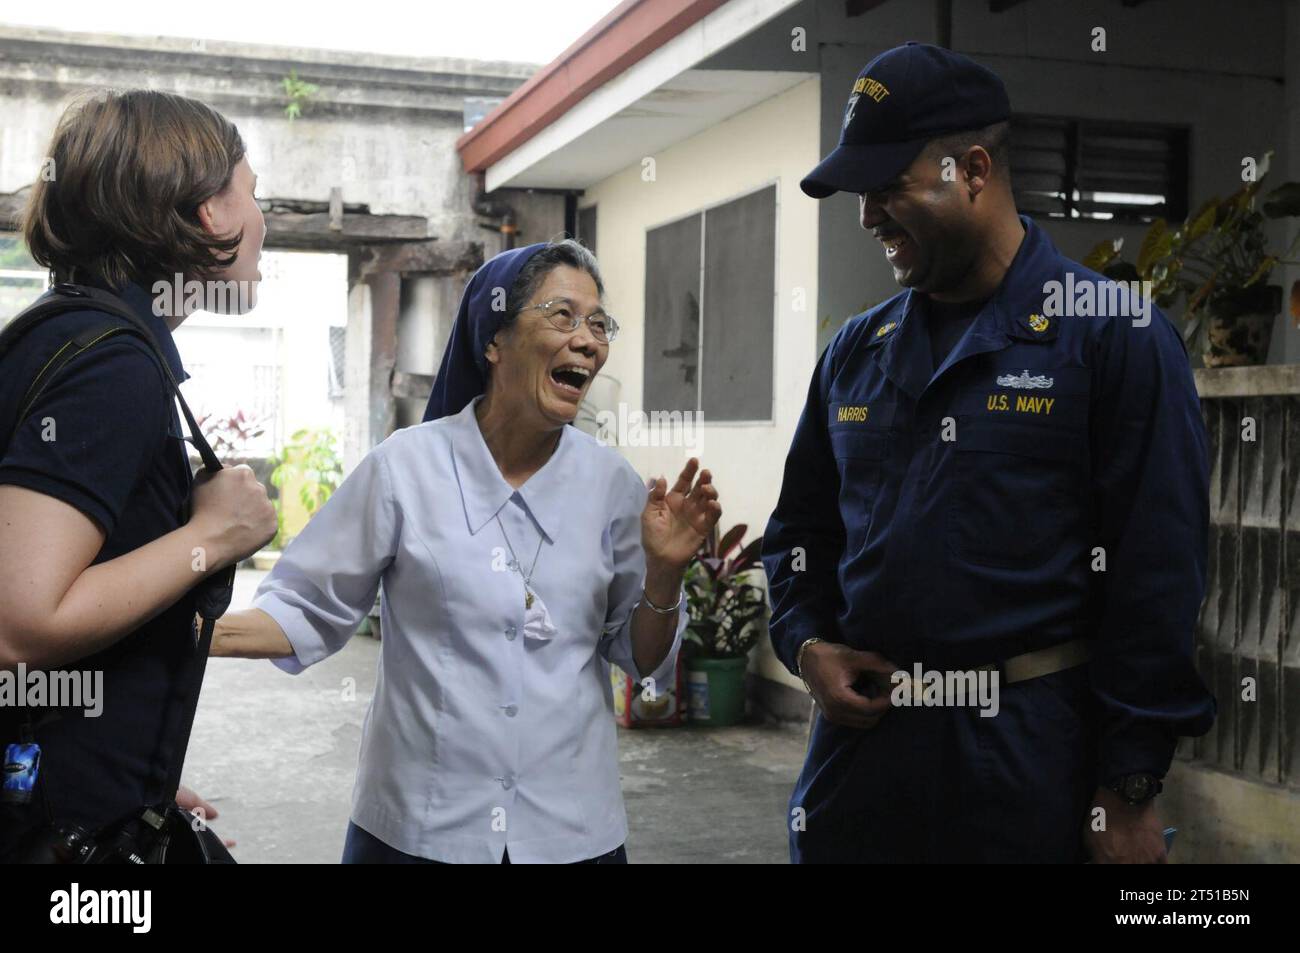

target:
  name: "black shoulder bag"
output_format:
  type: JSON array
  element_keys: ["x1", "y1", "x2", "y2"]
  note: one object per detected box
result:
[{"x1": 0, "y1": 283, "x2": 236, "y2": 863}]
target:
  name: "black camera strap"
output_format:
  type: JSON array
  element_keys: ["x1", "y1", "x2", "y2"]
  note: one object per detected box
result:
[{"x1": 0, "y1": 282, "x2": 234, "y2": 804}]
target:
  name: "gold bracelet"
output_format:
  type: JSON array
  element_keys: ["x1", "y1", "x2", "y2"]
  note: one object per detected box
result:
[{"x1": 796, "y1": 637, "x2": 824, "y2": 691}]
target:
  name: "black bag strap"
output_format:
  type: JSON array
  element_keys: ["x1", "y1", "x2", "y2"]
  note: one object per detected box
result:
[
  {"x1": 1, "y1": 284, "x2": 221, "y2": 472},
  {"x1": 1, "y1": 282, "x2": 235, "y2": 803}
]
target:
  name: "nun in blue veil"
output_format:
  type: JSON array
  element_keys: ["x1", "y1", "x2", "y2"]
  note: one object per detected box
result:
[{"x1": 214, "y1": 239, "x2": 722, "y2": 864}]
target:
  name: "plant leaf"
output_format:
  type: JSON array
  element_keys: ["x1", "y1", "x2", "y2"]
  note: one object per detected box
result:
[
  {"x1": 1256, "y1": 149, "x2": 1273, "y2": 182},
  {"x1": 729, "y1": 538, "x2": 765, "y2": 575},
  {"x1": 1243, "y1": 255, "x2": 1276, "y2": 288},
  {"x1": 1135, "y1": 219, "x2": 1171, "y2": 277},
  {"x1": 1186, "y1": 200, "x2": 1217, "y2": 240},
  {"x1": 699, "y1": 556, "x2": 724, "y2": 581},
  {"x1": 716, "y1": 525, "x2": 747, "y2": 561},
  {"x1": 1186, "y1": 277, "x2": 1217, "y2": 317},
  {"x1": 1262, "y1": 182, "x2": 1300, "y2": 218},
  {"x1": 1081, "y1": 238, "x2": 1121, "y2": 272}
]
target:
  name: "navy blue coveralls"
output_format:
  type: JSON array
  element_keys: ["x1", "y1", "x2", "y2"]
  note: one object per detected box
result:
[{"x1": 761, "y1": 217, "x2": 1216, "y2": 863}]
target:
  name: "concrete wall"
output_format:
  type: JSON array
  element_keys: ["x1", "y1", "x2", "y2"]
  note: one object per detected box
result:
[
  {"x1": 1163, "y1": 761, "x2": 1300, "y2": 863},
  {"x1": 580, "y1": 77, "x2": 822, "y2": 692},
  {"x1": 0, "y1": 25, "x2": 540, "y2": 242}
]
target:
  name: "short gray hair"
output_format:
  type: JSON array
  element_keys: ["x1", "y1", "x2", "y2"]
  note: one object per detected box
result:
[{"x1": 503, "y1": 238, "x2": 605, "y2": 328}]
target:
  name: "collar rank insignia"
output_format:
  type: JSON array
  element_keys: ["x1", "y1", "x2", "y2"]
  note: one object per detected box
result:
[
  {"x1": 875, "y1": 320, "x2": 897, "y2": 339},
  {"x1": 1027, "y1": 313, "x2": 1049, "y2": 333}
]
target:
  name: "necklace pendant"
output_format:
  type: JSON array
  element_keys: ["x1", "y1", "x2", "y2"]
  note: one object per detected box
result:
[{"x1": 525, "y1": 589, "x2": 534, "y2": 610}]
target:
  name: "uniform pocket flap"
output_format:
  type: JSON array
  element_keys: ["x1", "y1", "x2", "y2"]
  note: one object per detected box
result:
[
  {"x1": 830, "y1": 428, "x2": 891, "y2": 461},
  {"x1": 956, "y1": 420, "x2": 1082, "y2": 463}
]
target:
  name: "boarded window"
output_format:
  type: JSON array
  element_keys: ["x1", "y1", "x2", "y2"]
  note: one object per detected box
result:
[
  {"x1": 702, "y1": 187, "x2": 775, "y2": 421},
  {"x1": 1011, "y1": 115, "x2": 1189, "y2": 224},
  {"x1": 643, "y1": 213, "x2": 701, "y2": 415},
  {"x1": 642, "y1": 186, "x2": 776, "y2": 421}
]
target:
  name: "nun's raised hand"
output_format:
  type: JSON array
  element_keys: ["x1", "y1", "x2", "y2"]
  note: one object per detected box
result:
[{"x1": 641, "y1": 457, "x2": 722, "y2": 572}]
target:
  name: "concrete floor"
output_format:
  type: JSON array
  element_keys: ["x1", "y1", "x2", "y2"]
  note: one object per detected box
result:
[{"x1": 184, "y1": 570, "x2": 807, "y2": 863}]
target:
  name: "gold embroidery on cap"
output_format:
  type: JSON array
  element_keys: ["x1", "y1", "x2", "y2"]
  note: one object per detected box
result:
[{"x1": 851, "y1": 77, "x2": 891, "y2": 103}]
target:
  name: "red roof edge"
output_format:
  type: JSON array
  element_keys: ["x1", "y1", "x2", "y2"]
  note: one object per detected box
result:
[{"x1": 458, "y1": 0, "x2": 729, "y2": 178}]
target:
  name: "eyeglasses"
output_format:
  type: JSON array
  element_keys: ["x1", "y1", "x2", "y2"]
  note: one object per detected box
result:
[{"x1": 521, "y1": 298, "x2": 619, "y2": 343}]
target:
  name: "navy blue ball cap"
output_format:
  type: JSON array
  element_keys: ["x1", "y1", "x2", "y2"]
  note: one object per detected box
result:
[{"x1": 801, "y1": 42, "x2": 1011, "y2": 199}]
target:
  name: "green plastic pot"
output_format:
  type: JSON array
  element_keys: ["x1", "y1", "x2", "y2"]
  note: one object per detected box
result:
[{"x1": 685, "y1": 655, "x2": 748, "y2": 726}]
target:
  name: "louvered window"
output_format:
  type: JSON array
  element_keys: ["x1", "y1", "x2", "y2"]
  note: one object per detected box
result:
[{"x1": 1011, "y1": 115, "x2": 1189, "y2": 224}]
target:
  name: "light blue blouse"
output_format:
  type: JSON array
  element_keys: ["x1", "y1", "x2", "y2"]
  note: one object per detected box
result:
[{"x1": 252, "y1": 396, "x2": 684, "y2": 863}]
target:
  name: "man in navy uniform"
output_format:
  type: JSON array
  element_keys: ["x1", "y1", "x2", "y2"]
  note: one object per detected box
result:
[{"x1": 761, "y1": 42, "x2": 1215, "y2": 863}]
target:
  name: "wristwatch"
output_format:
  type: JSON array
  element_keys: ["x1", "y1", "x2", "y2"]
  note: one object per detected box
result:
[{"x1": 1106, "y1": 772, "x2": 1163, "y2": 806}]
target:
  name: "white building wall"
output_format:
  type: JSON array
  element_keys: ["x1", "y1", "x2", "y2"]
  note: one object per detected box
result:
[
  {"x1": 173, "y1": 250, "x2": 348, "y2": 456},
  {"x1": 581, "y1": 77, "x2": 820, "y2": 690}
]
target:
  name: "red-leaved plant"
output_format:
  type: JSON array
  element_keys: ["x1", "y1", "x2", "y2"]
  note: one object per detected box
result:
[
  {"x1": 682, "y1": 524, "x2": 768, "y2": 660},
  {"x1": 195, "y1": 409, "x2": 267, "y2": 459}
]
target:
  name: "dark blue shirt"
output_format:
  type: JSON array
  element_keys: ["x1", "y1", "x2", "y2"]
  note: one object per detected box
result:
[
  {"x1": 762, "y1": 218, "x2": 1215, "y2": 859},
  {"x1": 0, "y1": 280, "x2": 198, "y2": 849}
]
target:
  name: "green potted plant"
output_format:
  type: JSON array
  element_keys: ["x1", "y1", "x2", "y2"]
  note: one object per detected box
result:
[
  {"x1": 261, "y1": 428, "x2": 343, "y2": 570},
  {"x1": 681, "y1": 524, "x2": 767, "y2": 727},
  {"x1": 1083, "y1": 150, "x2": 1300, "y2": 366}
]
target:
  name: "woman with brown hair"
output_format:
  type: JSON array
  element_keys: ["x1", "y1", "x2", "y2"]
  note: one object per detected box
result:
[{"x1": 0, "y1": 89, "x2": 277, "y2": 861}]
